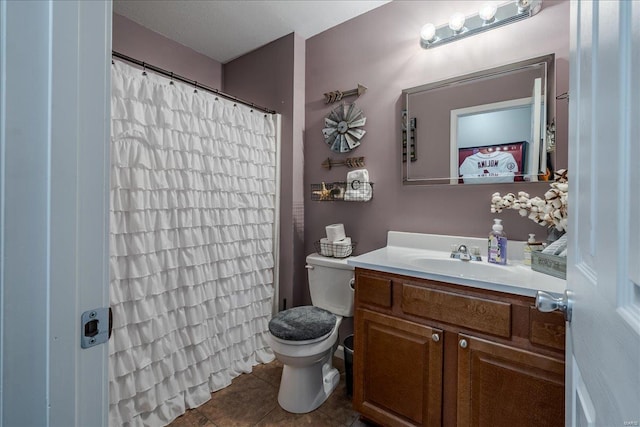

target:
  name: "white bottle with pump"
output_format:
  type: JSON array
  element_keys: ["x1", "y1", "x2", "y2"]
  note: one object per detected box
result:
[{"x1": 488, "y1": 219, "x2": 507, "y2": 265}]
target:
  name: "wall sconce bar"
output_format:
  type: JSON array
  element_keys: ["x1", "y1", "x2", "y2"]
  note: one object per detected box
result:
[{"x1": 420, "y1": 0, "x2": 543, "y2": 49}]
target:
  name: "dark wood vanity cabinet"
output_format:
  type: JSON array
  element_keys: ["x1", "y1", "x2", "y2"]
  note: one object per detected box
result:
[
  {"x1": 355, "y1": 309, "x2": 443, "y2": 426},
  {"x1": 353, "y1": 268, "x2": 566, "y2": 427},
  {"x1": 456, "y1": 334, "x2": 564, "y2": 427}
]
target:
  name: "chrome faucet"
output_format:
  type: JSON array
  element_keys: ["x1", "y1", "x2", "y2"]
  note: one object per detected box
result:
[{"x1": 450, "y1": 244, "x2": 482, "y2": 261}]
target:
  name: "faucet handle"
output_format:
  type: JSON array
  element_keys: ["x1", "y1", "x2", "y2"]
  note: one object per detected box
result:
[
  {"x1": 455, "y1": 244, "x2": 471, "y2": 261},
  {"x1": 451, "y1": 244, "x2": 477, "y2": 261}
]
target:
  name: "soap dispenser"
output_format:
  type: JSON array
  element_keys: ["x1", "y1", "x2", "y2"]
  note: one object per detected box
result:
[{"x1": 488, "y1": 219, "x2": 507, "y2": 265}]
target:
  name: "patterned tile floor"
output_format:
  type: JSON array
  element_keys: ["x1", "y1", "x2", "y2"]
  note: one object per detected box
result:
[{"x1": 169, "y1": 357, "x2": 372, "y2": 427}]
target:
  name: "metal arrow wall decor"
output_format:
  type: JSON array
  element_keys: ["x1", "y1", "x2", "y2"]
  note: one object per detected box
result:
[
  {"x1": 321, "y1": 156, "x2": 366, "y2": 170},
  {"x1": 324, "y1": 83, "x2": 367, "y2": 104}
]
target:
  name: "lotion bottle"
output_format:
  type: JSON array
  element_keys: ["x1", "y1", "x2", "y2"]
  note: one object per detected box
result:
[
  {"x1": 488, "y1": 219, "x2": 507, "y2": 265},
  {"x1": 523, "y1": 233, "x2": 536, "y2": 266}
]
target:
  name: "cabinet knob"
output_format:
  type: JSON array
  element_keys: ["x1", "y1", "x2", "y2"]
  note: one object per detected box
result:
[
  {"x1": 432, "y1": 333, "x2": 440, "y2": 342},
  {"x1": 459, "y1": 339, "x2": 468, "y2": 349}
]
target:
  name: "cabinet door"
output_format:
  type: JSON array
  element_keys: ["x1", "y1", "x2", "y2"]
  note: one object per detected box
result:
[
  {"x1": 457, "y1": 333, "x2": 564, "y2": 427},
  {"x1": 354, "y1": 309, "x2": 443, "y2": 427}
]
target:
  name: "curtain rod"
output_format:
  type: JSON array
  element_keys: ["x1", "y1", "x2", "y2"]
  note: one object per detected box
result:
[{"x1": 112, "y1": 50, "x2": 277, "y2": 115}]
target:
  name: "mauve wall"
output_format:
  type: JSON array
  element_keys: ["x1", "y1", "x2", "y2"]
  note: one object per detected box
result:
[
  {"x1": 304, "y1": 1, "x2": 570, "y2": 304},
  {"x1": 112, "y1": 13, "x2": 223, "y2": 89},
  {"x1": 224, "y1": 34, "x2": 306, "y2": 311}
]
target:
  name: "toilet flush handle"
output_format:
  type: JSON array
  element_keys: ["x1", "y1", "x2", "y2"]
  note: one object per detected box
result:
[
  {"x1": 349, "y1": 278, "x2": 356, "y2": 290},
  {"x1": 305, "y1": 265, "x2": 314, "y2": 270}
]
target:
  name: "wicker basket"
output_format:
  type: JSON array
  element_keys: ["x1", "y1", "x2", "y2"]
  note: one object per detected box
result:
[
  {"x1": 310, "y1": 181, "x2": 373, "y2": 201},
  {"x1": 314, "y1": 240, "x2": 356, "y2": 258}
]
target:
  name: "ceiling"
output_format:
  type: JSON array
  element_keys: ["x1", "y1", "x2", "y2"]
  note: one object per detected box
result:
[{"x1": 113, "y1": 0, "x2": 391, "y2": 64}]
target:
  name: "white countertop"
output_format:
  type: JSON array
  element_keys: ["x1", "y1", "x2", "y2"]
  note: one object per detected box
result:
[{"x1": 347, "y1": 231, "x2": 566, "y2": 298}]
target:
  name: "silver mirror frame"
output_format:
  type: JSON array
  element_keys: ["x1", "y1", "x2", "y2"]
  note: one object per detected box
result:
[{"x1": 402, "y1": 54, "x2": 555, "y2": 186}]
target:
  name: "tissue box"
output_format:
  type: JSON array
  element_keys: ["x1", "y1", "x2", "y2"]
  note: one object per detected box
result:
[{"x1": 531, "y1": 251, "x2": 566, "y2": 279}]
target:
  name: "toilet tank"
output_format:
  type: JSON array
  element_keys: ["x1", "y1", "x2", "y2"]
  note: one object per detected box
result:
[{"x1": 306, "y1": 253, "x2": 355, "y2": 317}]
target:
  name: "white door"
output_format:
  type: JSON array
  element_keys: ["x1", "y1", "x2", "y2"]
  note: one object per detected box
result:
[
  {"x1": 565, "y1": 0, "x2": 640, "y2": 425},
  {"x1": 0, "y1": 1, "x2": 111, "y2": 426}
]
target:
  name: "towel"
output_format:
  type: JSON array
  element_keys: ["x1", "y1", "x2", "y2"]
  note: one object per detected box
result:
[
  {"x1": 344, "y1": 169, "x2": 372, "y2": 201},
  {"x1": 542, "y1": 234, "x2": 568, "y2": 256}
]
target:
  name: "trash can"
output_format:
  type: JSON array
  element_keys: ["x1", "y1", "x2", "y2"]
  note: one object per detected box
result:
[{"x1": 343, "y1": 334, "x2": 354, "y2": 397}]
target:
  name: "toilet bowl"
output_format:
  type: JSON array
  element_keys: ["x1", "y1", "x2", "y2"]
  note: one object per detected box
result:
[{"x1": 266, "y1": 254, "x2": 355, "y2": 413}]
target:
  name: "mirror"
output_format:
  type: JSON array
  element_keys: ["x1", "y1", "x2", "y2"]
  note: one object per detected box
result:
[{"x1": 402, "y1": 54, "x2": 555, "y2": 185}]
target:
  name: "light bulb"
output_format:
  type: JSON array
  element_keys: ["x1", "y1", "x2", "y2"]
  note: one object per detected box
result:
[
  {"x1": 517, "y1": 0, "x2": 531, "y2": 13},
  {"x1": 448, "y1": 12, "x2": 466, "y2": 32},
  {"x1": 479, "y1": 3, "x2": 498, "y2": 23},
  {"x1": 420, "y1": 23, "x2": 437, "y2": 43}
]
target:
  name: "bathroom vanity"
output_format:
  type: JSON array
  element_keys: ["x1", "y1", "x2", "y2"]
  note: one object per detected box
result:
[{"x1": 348, "y1": 232, "x2": 566, "y2": 427}]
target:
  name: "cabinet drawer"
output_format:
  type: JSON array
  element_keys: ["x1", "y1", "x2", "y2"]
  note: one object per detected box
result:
[
  {"x1": 356, "y1": 273, "x2": 392, "y2": 308},
  {"x1": 529, "y1": 307, "x2": 565, "y2": 351},
  {"x1": 401, "y1": 283, "x2": 511, "y2": 338}
]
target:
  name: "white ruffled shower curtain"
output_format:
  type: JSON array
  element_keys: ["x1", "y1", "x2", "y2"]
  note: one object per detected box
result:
[{"x1": 109, "y1": 60, "x2": 277, "y2": 426}]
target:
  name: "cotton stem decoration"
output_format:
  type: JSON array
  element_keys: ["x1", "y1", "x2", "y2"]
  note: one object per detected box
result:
[{"x1": 490, "y1": 169, "x2": 568, "y2": 232}]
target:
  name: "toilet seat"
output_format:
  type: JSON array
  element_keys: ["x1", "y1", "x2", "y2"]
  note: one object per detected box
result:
[
  {"x1": 268, "y1": 306, "x2": 337, "y2": 342},
  {"x1": 269, "y1": 330, "x2": 332, "y2": 346}
]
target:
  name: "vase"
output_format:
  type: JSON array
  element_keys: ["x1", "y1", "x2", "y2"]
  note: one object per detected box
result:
[{"x1": 546, "y1": 226, "x2": 565, "y2": 245}]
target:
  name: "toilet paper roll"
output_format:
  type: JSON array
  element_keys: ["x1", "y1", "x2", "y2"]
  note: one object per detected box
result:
[
  {"x1": 319, "y1": 238, "x2": 333, "y2": 257},
  {"x1": 333, "y1": 237, "x2": 352, "y2": 258},
  {"x1": 325, "y1": 224, "x2": 346, "y2": 242}
]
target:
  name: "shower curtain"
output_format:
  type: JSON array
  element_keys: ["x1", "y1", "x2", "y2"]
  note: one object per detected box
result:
[{"x1": 109, "y1": 60, "x2": 278, "y2": 426}]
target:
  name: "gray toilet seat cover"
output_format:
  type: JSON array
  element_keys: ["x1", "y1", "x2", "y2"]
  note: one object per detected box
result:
[{"x1": 269, "y1": 306, "x2": 336, "y2": 341}]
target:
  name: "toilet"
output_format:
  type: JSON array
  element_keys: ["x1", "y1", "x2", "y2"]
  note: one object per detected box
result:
[{"x1": 267, "y1": 253, "x2": 355, "y2": 413}]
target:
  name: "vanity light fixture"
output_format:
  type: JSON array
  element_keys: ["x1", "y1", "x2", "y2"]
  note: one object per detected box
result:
[
  {"x1": 420, "y1": 0, "x2": 542, "y2": 49},
  {"x1": 478, "y1": 3, "x2": 498, "y2": 24},
  {"x1": 517, "y1": 0, "x2": 533, "y2": 13},
  {"x1": 420, "y1": 23, "x2": 437, "y2": 44},
  {"x1": 448, "y1": 12, "x2": 466, "y2": 33}
]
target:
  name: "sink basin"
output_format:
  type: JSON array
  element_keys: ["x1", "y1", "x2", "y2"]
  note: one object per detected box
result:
[{"x1": 407, "y1": 257, "x2": 521, "y2": 282}]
